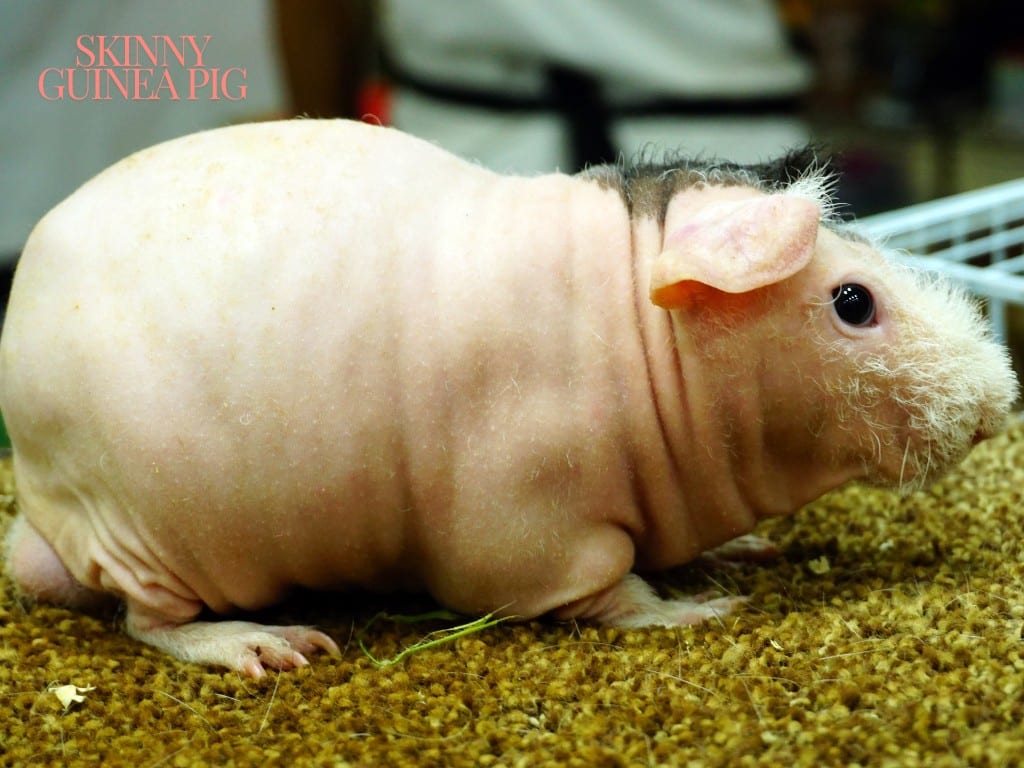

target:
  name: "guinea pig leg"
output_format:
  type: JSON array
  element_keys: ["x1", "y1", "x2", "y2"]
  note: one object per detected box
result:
[
  {"x1": 3, "y1": 513, "x2": 114, "y2": 610},
  {"x1": 124, "y1": 602, "x2": 341, "y2": 678},
  {"x1": 696, "y1": 534, "x2": 781, "y2": 571},
  {"x1": 554, "y1": 573, "x2": 748, "y2": 628}
]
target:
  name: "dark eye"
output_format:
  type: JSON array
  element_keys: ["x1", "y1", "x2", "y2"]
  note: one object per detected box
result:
[{"x1": 831, "y1": 284, "x2": 876, "y2": 327}]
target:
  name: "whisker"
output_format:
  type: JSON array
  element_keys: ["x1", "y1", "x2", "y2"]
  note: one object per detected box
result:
[{"x1": 898, "y1": 437, "x2": 911, "y2": 489}]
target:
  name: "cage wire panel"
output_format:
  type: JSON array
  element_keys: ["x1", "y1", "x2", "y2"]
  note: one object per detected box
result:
[{"x1": 858, "y1": 177, "x2": 1024, "y2": 343}]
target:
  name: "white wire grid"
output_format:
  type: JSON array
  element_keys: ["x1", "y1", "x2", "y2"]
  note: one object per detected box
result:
[{"x1": 859, "y1": 177, "x2": 1024, "y2": 343}]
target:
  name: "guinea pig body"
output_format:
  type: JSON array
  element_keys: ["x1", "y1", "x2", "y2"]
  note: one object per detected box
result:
[{"x1": 0, "y1": 119, "x2": 1016, "y2": 676}]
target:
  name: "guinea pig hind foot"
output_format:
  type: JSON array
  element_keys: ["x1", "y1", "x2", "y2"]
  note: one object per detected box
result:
[{"x1": 124, "y1": 602, "x2": 341, "y2": 678}]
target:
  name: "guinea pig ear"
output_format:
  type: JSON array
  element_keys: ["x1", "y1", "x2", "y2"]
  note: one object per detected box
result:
[{"x1": 650, "y1": 194, "x2": 820, "y2": 309}]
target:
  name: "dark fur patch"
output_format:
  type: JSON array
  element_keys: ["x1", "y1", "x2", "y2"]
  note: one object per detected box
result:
[{"x1": 581, "y1": 145, "x2": 831, "y2": 224}]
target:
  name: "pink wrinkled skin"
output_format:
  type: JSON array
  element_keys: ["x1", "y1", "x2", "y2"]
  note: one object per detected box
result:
[{"x1": 1, "y1": 120, "x2": 1015, "y2": 676}]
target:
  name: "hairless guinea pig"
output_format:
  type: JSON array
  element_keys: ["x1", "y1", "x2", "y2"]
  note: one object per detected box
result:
[{"x1": 1, "y1": 119, "x2": 1017, "y2": 677}]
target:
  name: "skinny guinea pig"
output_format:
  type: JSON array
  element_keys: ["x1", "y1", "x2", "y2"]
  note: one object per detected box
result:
[{"x1": 1, "y1": 119, "x2": 1017, "y2": 677}]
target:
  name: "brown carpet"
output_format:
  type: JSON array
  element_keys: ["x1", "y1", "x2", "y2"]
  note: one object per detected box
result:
[{"x1": 3, "y1": 421, "x2": 1024, "y2": 767}]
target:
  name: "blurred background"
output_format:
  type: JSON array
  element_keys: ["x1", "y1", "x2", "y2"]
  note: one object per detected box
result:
[
  {"x1": 282, "y1": 0, "x2": 1024, "y2": 205},
  {"x1": 4, "y1": 2, "x2": 1023, "y2": 257},
  {"x1": 1, "y1": 0, "x2": 1023, "y2": 446},
  {"x1": 3, "y1": 1, "x2": 1022, "y2": 265}
]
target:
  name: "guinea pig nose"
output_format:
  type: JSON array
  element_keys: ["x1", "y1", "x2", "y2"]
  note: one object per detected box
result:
[{"x1": 972, "y1": 428, "x2": 987, "y2": 446}]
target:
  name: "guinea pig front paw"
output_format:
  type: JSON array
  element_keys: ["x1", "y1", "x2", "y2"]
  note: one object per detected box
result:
[
  {"x1": 556, "y1": 573, "x2": 749, "y2": 628},
  {"x1": 125, "y1": 607, "x2": 340, "y2": 677},
  {"x1": 612, "y1": 590, "x2": 751, "y2": 628},
  {"x1": 696, "y1": 533, "x2": 781, "y2": 570}
]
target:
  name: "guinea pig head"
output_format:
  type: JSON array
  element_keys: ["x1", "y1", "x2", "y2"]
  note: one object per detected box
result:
[
  {"x1": 805, "y1": 238, "x2": 1019, "y2": 491},
  {"x1": 651, "y1": 186, "x2": 1018, "y2": 513}
]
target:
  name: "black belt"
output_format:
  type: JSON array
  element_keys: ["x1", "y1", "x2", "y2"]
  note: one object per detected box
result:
[{"x1": 381, "y1": 50, "x2": 803, "y2": 172}]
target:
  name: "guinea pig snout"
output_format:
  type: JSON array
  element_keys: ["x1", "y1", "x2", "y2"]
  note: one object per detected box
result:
[{"x1": 968, "y1": 416, "x2": 1006, "y2": 449}]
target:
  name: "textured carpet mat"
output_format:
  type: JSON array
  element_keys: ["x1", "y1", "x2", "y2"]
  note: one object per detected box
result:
[{"x1": 2, "y1": 420, "x2": 1024, "y2": 766}]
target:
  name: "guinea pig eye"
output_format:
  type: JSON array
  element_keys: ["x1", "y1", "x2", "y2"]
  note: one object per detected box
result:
[{"x1": 831, "y1": 284, "x2": 876, "y2": 327}]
